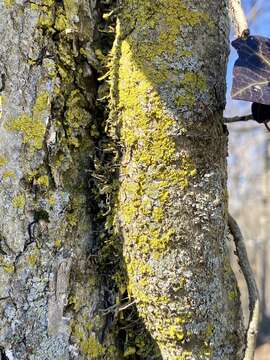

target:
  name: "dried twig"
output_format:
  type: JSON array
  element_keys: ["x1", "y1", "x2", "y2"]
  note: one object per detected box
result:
[
  {"x1": 224, "y1": 114, "x2": 254, "y2": 123},
  {"x1": 224, "y1": 115, "x2": 270, "y2": 132},
  {"x1": 101, "y1": 299, "x2": 137, "y2": 316},
  {"x1": 228, "y1": 214, "x2": 260, "y2": 360}
]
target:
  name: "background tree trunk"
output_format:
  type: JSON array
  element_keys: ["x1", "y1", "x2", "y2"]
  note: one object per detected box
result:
[{"x1": 0, "y1": 0, "x2": 245, "y2": 359}]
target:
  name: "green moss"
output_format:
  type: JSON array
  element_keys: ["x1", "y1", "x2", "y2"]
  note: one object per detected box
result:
[
  {"x1": 12, "y1": 194, "x2": 25, "y2": 209},
  {"x1": 205, "y1": 323, "x2": 214, "y2": 338},
  {"x1": 63, "y1": 0, "x2": 79, "y2": 25},
  {"x1": 65, "y1": 90, "x2": 89, "y2": 128},
  {"x1": 175, "y1": 94, "x2": 195, "y2": 107},
  {"x1": 228, "y1": 290, "x2": 237, "y2": 301},
  {"x1": 180, "y1": 72, "x2": 207, "y2": 90},
  {"x1": 73, "y1": 324, "x2": 104, "y2": 358},
  {"x1": 124, "y1": 346, "x2": 136, "y2": 357},
  {"x1": 81, "y1": 336, "x2": 104, "y2": 358},
  {"x1": 66, "y1": 194, "x2": 87, "y2": 227}
]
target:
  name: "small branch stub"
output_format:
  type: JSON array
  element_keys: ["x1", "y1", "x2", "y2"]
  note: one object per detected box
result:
[{"x1": 224, "y1": 114, "x2": 254, "y2": 123}]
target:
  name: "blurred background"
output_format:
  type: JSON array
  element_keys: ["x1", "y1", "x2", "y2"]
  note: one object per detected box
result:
[{"x1": 225, "y1": 1, "x2": 270, "y2": 359}]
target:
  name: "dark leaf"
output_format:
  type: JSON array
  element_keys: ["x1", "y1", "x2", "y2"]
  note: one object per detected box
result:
[
  {"x1": 251, "y1": 102, "x2": 270, "y2": 123},
  {"x1": 231, "y1": 35, "x2": 270, "y2": 105}
]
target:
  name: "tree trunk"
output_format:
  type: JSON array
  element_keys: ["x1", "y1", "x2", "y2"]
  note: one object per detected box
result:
[
  {"x1": 0, "y1": 0, "x2": 245, "y2": 359},
  {"x1": 112, "y1": 0, "x2": 245, "y2": 359},
  {"x1": 0, "y1": 1, "x2": 118, "y2": 359}
]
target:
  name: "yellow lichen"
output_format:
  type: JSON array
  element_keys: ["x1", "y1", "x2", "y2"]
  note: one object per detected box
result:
[
  {"x1": 116, "y1": 38, "x2": 197, "y2": 263},
  {"x1": 7, "y1": 115, "x2": 46, "y2": 150},
  {"x1": 119, "y1": 0, "x2": 208, "y2": 84},
  {"x1": 3, "y1": 170, "x2": 15, "y2": 178},
  {"x1": 55, "y1": 12, "x2": 68, "y2": 32},
  {"x1": 0, "y1": 156, "x2": 7, "y2": 167},
  {"x1": 4, "y1": 0, "x2": 14, "y2": 8},
  {"x1": 3, "y1": 263, "x2": 14, "y2": 273},
  {"x1": 5, "y1": 91, "x2": 48, "y2": 151},
  {"x1": 108, "y1": 2, "x2": 208, "y2": 358},
  {"x1": 54, "y1": 239, "x2": 62, "y2": 249},
  {"x1": 33, "y1": 92, "x2": 50, "y2": 120},
  {"x1": 12, "y1": 194, "x2": 25, "y2": 209},
  {"x1": 28, "y1": 255, "x2": 38, "y2": 267},
  {"x1": 36, "y1": 175, "x2": 49, "y2": 187},
  {"x1": 48, "y1": 194, "x2": 56, "y2": 206},
  {"x1": 168, "y1": 325, "x2": 185, "y2": 341}
]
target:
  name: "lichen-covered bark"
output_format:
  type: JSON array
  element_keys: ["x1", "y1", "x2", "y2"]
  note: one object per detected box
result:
[
  {"x1": 0, "y1": 1, "x2": 119, "y2": 359},
  {"x1": 111, "y1": 0, "x2": 245, "y2": 359},
  {"x1": 0, "y1": 0, "x2": 246, "y2": 359}
]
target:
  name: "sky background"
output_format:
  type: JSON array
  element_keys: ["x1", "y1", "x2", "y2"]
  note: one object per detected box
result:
[{"x1": 225, "y1": 0, "x2": 270, "y2": 116}]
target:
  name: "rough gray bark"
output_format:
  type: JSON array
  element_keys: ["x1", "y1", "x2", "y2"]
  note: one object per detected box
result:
[
  {"x1": 0, "y1": 1, "x2": 118, "y2": 359},
  {"x1": 0, "y1": 0, "x2": 247, "y2": 359}
]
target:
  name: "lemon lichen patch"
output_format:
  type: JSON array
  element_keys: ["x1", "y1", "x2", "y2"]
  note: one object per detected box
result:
[
  {"x1": 5, "y1": 91, "x2": 49, "y2": 151},
  {"x1": 0, "y1": 156, "x2": 7, "y2": 167},
  {"x1": 120, "y1": 0, "x2": 208, "y2": 84},
  {"x1": 12, "y1": 194, "x2": 25, "y2": 209},
  {"x1": 7, "y1": 114, "x2": 46, "y2": 150}
]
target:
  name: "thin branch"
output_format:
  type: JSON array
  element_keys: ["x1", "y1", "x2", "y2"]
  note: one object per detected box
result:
[
  {"x1": 100, "y1": 299, "x2": 137, "y2": 316},
  {"x1": 224, "y1": 114, "x2": 254, "y2": 123},
  {"x1": 229, "y1": 0, "x2": 249, "y2": 37},
  {"x1": 228, "y1": 214, "x2": 260, "y2": 360},
  {"x1": 264, "y1": 121, "x2": 270, "y2": 132}
]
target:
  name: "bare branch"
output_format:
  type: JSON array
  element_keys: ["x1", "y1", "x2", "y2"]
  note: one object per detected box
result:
[
  {"x1": 224, "y1": 114, "x2": 254, "y2": 123},
  {"x1": 228, "y1": 214, "x2": 260, "y2": 360}
]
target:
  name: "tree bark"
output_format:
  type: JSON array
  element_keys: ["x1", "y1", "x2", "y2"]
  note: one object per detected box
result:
[
  {"x1": 112, "y1": 0, "x2": 246, "y2": 359},
  {"x1": 0, "y1": 0, "x2": 246, "y2": 359},
  {"x1": 0, "y1": 1, "x2": 118, "y2": 359}
]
